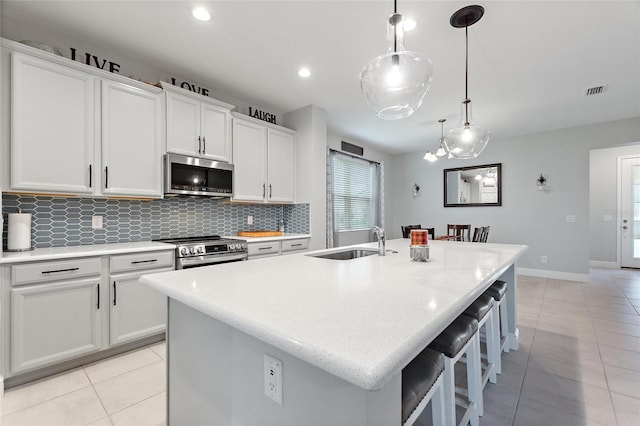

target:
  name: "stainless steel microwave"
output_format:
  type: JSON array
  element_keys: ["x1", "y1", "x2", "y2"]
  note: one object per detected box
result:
[{"x1": 164, "y1": 154, "x2": 233, "y2": 197}]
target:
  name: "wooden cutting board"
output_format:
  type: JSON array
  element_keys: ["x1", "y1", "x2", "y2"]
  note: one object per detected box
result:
[{"x1": 237, "y1": 231, "x2": 283, "y2": 237}]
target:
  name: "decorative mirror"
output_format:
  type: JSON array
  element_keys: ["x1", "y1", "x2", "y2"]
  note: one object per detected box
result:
[{"x1": 444, "y1": 163, "x2": 502, "y2": 207}]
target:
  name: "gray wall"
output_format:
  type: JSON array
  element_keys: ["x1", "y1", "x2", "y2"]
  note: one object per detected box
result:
[
  {"x1": 389, "y1": 117, "x2": 640, "y2": 277},
  {"x1": 590, "y1": 144, "x2": 640, "y2": 264}
]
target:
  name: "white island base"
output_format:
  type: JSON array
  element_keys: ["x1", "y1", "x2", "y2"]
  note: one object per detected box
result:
[
  {"x1": 168, "y1": 299, "x2": 402, "y2": 426},
  {"x1": 143, "y1": 240, "x2": 526, "y2": 425}
]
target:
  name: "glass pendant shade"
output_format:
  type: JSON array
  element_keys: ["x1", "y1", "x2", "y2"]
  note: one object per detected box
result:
[
  {"x1": 360, "y1": 13, "x2": 433, "y2": 120},
  {"x1": 423, "y1": 151, "x2": 437, "y2": 162},
  {"x1": 445, "y1": 99, "x2": 490, "y2": 159}
]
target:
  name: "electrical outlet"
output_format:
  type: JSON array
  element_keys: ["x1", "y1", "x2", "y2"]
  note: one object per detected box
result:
[
  {"x1": 247, "y1": 215, "x2": 254, "y2": 225},
  {"x1": 566, "y1": 215, "x2": 576, "y2": 223},
  {"x1": 264, "y1": 354, "x2": 282, "y2": 405},
  {"x1": 92, "y1": 215, "x2": 103, "y2": 229},
  {"x1": 541, "y1": 255, "x2": 548, "y2": 263}
]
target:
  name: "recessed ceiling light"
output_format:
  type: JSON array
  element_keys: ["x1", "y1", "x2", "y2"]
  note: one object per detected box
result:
[
  {"x1": 298, "y1": 68, "x2": 311, "y2": 78},
  {"x1": 403, "y1": 18, "x2": 417, "y2": 32},
  {"x1": 192, "y1": 7, "x2": 211, "y2": 21}
]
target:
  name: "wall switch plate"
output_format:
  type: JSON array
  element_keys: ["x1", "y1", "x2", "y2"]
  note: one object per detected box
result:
[
  {"x1": 566, "y1": 215, "x2": 576, "y2": 223},
  {"x1": 247, "y1": 215, "x2": 254, "y2": 225},
  {"x1": 541, "y1": 255, "x2": 548, "y2": 263},
  {"x1": 603, "y1": 215, "x2": 613, "y2": 222},
  {"x1": 92, "y1": 215, "x2": 103, "y2": 229},
  {"x1": 264, "y1": 354, "x2": 282, "y2": 405}
]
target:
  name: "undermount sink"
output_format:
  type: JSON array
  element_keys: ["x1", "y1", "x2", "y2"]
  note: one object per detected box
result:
[{"x1": 308, "y1": 248, "x2": 379, "y2": 260}]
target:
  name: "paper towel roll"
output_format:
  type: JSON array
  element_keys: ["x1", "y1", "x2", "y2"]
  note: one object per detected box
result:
[{"x1": 8, "y1": 213, "x2": 32, "y2": 251}]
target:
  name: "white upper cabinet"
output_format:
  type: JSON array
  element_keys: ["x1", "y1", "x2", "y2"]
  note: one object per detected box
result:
[
  {"x1": 232, "y1": 114, "x2": 295, "y2": 203},
  {"x1": 11, "y1": 52, "x2": 95, "y2": 194},
  {"x1": 101, "y1": 80, "x2": 163, "y2": 197},
  {"x1": 232, "y1": 118, "x2": 267, "y2": 202},
  {"x1": 267, "y1": 128, "x2": 295, "y2": 203},
  {"x1": 163, "y1": 83, "x2": 234, "y2": 163},
  {"x1": 9, "y1": 49, "x2": 164, "y2": 198}
]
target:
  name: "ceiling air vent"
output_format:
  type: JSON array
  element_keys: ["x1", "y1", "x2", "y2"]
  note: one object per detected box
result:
[{"x1": 585, "y1": 84, "x2": 607, "y2": 96}]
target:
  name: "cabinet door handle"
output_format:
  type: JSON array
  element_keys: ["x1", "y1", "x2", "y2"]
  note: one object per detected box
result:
[
  {"x1": 269, "y1": 184, "x2": 272, "y2": 199},
  {"x1": 105, "y1": 166, "x2": 109, "y2": 189},
  {"x1": 41, "y1": 267, "x2": 79, "y2": 274},
  {"x1": 131, "y1": 259, "x2": 158, "y2": 265},
  {"x1": 113, "y1": 281, "x2": 117, "y2": 306},
  {"x1": 198, "y1": 136, "x2": 202, "y2": 154},
  {"x1": 262, "y1": 183, "x2": 266, "y2": 198},
  {"x1": 97, "y1": 283, "x2": 100, "y2": 309},
  {"x1": 202, "y1": 136, "x2": 206, "y2": 154},
  {"x1": 89, "y1": 164, "x2": 92, "y2": 188},
  {"x1": 259, "y1": 246, "x2": 273, "y2": 251}
]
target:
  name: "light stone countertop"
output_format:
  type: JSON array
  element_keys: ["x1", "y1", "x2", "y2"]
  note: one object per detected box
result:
[
  {"x1": 228, "y1": 233, "x2": 311, "y2": 243},
  {"x1": 0, "y1": 241, "x2": 177, "y2": 264},
  {"x1": 140, "y1": 239, "x2": 528, "y2": 390}
]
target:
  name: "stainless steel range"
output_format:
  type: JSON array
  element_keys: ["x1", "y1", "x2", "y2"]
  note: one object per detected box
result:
[{"x1": 155, "y1": 235, "x2": 248, "y2": 269}]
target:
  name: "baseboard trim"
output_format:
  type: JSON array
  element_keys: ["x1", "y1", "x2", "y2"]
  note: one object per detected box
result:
[
  {"x1": 518, "y1": 267, "x2": 589, "y2": 282},
  {"x1": 589, "y1": 260, "x2": 618, "y2": 269}
]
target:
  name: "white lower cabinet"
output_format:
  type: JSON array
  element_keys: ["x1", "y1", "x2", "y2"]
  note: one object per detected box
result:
[
  {"x1": 109, "y1": 251, "x2": 173, "y2": 346},
  {"x1": 3, "y1": 249, "x2": 174, "y2": 378},
  {"x1": 11, "y1": 276, "x2": 102, "y2": 373},
  {"x1": 247, "y1": 238, "x2": 310, "y2": 259}
]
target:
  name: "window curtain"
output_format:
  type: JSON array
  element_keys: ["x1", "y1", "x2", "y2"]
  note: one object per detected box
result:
[{"x1": 326, "y1": 149, "x2": 384, "y2": 248}]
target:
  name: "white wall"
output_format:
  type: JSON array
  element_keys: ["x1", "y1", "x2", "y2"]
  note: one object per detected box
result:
[
  {"x1": 590, "y1": 144, "x2": 640, "y2": 264},
  {"x1": 327, "y1": 133, "x2": 394, "y2": 248},
  {"x1": 389, "y1": 117, "x2": 640, "y2": 277},
  {"x1": 283, "y1": 105, "x2": 328, "y2": 251}
]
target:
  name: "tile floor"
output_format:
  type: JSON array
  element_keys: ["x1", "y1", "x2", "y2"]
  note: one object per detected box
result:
[{"x1": 1, "y1": 268, "x2": 639, "y2": 425}]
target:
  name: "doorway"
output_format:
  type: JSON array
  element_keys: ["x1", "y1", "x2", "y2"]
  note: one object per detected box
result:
[{"x1": 620, "y1": 156, "x2": 640, "y2": 268}]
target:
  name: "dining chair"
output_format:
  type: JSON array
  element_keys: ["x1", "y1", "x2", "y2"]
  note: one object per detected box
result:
[
  {"x1": 447, "y1": 224, "x2": 471, "y2": 242},
  {"x1": 472, "y1": 226, "x2": 491, "y2": 243},
  {"x1": 401, "y1": 225, "x2": 422, "y2": 238},
  {"x1": 481, "y1": 226, "x2": 490, "y2": 243},
  {"x1": 424, "y1": 227, "x2": 435, "y2": 241}
]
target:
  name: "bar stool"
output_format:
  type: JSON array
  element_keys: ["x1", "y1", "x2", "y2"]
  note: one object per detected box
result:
[
  {"x1": 402, "y1": 348, "x2": 445, "y2": 425},
  {"x1": 428, "y1": 316, "x2": 481, "y2": 426},
  {"x1": 462, "y1": 294, "x2": 500, "y2": 396},
  {"x1": 483, "y1": 280, "x2": 509, "y2": 353}
]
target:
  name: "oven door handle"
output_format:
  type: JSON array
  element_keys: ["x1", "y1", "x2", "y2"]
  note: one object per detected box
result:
[{"x1": 177, "y1": 252, "x2": 248, "y2": 268}]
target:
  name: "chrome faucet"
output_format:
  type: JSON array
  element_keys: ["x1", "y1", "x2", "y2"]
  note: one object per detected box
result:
[{"x1": 372, "y1": 226, "x2": 386, "y2": 256}]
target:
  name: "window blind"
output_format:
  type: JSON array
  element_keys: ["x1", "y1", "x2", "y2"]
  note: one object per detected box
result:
[{"x1": 332, "y1": 154, "x2": 375, "y2": 231}]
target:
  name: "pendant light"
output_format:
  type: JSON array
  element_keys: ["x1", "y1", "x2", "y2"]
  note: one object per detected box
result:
[
  {"x1": 444, "y1": 5, "x2": 490, "y2": 159},
  {"x1": 423, "y1": 118, "x2": 448, "y2": 162},
  {"x1": 435, "y1": 118, "x2": 448, "y2": 157},
  {"x1": 360, "y1": 0, "x2": 434, "y2": 120}
]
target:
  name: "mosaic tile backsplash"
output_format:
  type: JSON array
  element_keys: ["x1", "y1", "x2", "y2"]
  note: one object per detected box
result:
[{"x1": 2, "y1": 195, "x2": 309, "y2": 249}]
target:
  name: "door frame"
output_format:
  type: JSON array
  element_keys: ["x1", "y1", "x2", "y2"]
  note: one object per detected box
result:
[{"x1": 617, "y1": 155, "x2": 640, "y2": 268}]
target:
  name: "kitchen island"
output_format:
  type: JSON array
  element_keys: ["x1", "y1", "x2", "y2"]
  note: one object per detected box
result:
[{"x1": 140, "y1": 239, "x2": 527, "y2": 425}]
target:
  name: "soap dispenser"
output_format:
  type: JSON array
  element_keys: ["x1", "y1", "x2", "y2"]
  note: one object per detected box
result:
[{"x1": 278, "y1": 219, "x2": 285, "y2": 233}]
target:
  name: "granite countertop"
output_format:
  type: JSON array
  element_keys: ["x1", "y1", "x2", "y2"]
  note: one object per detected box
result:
[
  {"x1": 140, "y1": 239, "x2": 528, "y2": 391},
  {"x1": 0, "y1": 241, "x2": 177, "y2": 264}
]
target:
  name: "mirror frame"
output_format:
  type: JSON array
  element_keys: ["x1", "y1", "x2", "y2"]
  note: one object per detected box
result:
[{"x1": 443, "y1": 163, "x2": 502, "y2": 207}]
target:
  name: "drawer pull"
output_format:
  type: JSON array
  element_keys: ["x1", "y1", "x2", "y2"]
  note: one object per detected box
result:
[
  {"x1": 131, "y1": 259, "x2": 158, "y2": 265},
  {"x1": 259, "y1": 247, "x2": 273, "y2": 251},
  {"x1": 41, "y1": 267, "x2": 80, "y2": 275},
  {"x1": 291, "y1": 243, "x2": 303, "y2": 247}
]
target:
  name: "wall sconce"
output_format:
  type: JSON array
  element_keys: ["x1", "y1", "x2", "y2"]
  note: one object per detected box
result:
[
  {"x1": 412, "y1": 183, "x2": 421, "y2": 196},
  {"x1": 536, "y1": 174, "x2": 547, "y2": 190}
]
